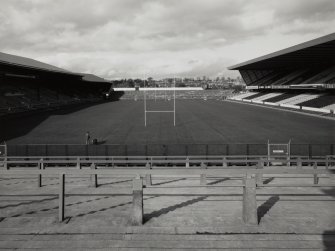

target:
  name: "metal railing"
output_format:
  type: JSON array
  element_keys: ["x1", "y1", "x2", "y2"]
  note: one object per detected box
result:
[
  {"x1": 1, "y1": 155, "x2": 334, "y2": 169},
  {"x1": 5, "y1": 143, "x2": 335, "y2": 157}
]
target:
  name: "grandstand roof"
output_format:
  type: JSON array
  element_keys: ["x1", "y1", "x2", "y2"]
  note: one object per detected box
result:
[
  {"x1": 228, "y1": 33, "x2": 335, "y2": 70},
  {"x1": 82, "y1": 73, "x2": 110, "y2": 83},
  {"x1": 0, "y1": 52, "x2": 80, "y2": 76}
]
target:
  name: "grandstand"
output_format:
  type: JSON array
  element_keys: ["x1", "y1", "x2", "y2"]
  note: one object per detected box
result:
[
  {"x1": 116, "y1": 88, "x2": 233, "y2": 101},
  {"x1": 0, "y1": 52, "x2": 112, "y2": 116},
  {"x1": 228, "y1": 33, "x2": 335, "y2": 115}
]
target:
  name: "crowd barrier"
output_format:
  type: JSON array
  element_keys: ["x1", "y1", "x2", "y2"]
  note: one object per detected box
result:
[
  {"x1": 0, "y1": 159, "x2": 334, "y2": 226},
  {"x1": 5, "y1": 143, "x2": 335, "y2": 157}
]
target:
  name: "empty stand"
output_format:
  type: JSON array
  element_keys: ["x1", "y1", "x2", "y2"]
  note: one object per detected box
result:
[
  {"x1": 251, "y1": 92, "x2": 282, "y2": 101},
  {"x1": 230, "y1": 92, "x2": 257, "y2": 100},
  {"x1": 289, "y1": 94, "x2": 322, "y2": 105},
  {"x1": 271, "y1": 69, "x2": 307, "y2": 86},
  {"x1": 243, "y1": 92, "x2": 265, "y2": 100},
  {"x1": 276, "y1": 94, "x2": 319, "y2": 105},
  {"x1": 262, "y1": 93, "x2": 295, "y2": 103},
  {"x1": 323, "y1": 103, "x2": 335, "y2": 110},
  {"x1": 298, "y1": 94, "x2": 335, "y2": 108},
  {"x1": 302, "y1": 65, "x2": 335, "y2": 84}
]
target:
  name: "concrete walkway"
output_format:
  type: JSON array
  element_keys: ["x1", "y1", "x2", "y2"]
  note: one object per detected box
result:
[{"x1": 0, "y1": 175, "x2": 334, "y2": 250}]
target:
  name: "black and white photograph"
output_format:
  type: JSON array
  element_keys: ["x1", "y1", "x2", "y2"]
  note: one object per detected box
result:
[{"x1": 0, "y1": 0, "x2": 335, "y2": 250}]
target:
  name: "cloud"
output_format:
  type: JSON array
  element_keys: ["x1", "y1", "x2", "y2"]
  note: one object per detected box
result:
[{"x1": 0, "y1": 0, "x2": 334, "y2": 79}]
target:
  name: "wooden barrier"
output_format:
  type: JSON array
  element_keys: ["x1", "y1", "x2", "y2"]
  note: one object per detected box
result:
[
  {"x1": 4, "y1": 157, "x2": 8, "y2": 170},
  {"x1": 243, "y1": 174, "x2": 257, "y2": 225},
  {"x1": 2, "y1": 155, "x2": 333, "y2": 169},
  {"x1": 256, "y1": 162, "x2": 263, "y2": 187},
  {"x1": 313, "y1": 162, "x2": 319, "y2": 185},
  {"x1": 1, "y1": 165, "x2": 334, "y2": 226},
  {"x1": 200, "y1": 162, "x2": 207, "y2": 185},
  {"x1": 297, "y1": 157, "x2": 302, "y2": 169},
  {"x1": 37, "y1": 158, "x2": 44, "y2": 188},
  {"x1": 222, "y1": 157, "x2": 227, "y2": 167},
  {"x1": 145, "y1": 161, "x2": 152, "y2": 186},
  {"x1": 131, "y1": 177, "x2": 143, "y2": 225},
  {"x1": 76, "y1": 157, "x2": 81, "y2": 169},
  {"x1": 59, "y1": 173, "x2": 65, "y2": 222},
  {"x1": 89, "y1": 163, "x2": 98, "y2": 188}
]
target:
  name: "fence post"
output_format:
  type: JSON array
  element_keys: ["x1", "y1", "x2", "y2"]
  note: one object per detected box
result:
[
  {"x1": 222, "y1": 157, "x2": 227, "y2": 167},
  {"x1": 37, "y1": 158, "x2": 43, "y2": 188},
  {"x1": 76, "y1": 157, "x2": 81, "y2": 169},
  {"x1": 256, "y1": 161, "x2": 263, "y2": 187},
  {"x1": 313, "y1": 162, "x2": 319, "y2": 185},
  {"x1": 200, "y1": 162, "x2": 207, "y2": 185},
  {"x1": 59, "y1": 173, "x2": 65, "y2": 222},
  {"x1": 145, "y1": 161, "x2": 152, "y2": 186},
  {"x1": 297, "y1": 157, "x2": 302, "y2": 169},
  {"x1": 4, "y1": 156, "x2": 8, "y2": 170},
  {"x1": 325, "y1": 156, "x2": 329, "y2": 170},
  {"x1": 131, "y1": 177, "x2": 143, "y2": 225},
  {"x1": 89, "y1": 163, "x2": 98, "y2": 188},
  {"x1": 185, "y1": 157, "x2": 190, "y2": 168},
  {"x1": 243, "y1": 174, "x2": 258, "y2": 225}
]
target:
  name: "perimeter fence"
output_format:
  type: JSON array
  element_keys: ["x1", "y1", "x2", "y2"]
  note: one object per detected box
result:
[{"x1": 5, "y1": 143, "x2": 335, "y2": 157}]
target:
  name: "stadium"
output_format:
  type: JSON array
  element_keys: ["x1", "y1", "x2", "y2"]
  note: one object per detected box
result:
[{"x1": 1, "y1": 33, "x2": 335, "y2": 249}]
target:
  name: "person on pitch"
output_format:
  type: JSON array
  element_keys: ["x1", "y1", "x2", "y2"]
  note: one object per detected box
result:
[{"x1": 85, "y1": 131, "x2": 91, "y2": 145}]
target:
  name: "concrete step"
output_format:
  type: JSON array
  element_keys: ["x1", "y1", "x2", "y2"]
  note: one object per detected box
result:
[{"x1": 0, "y1": 237, "x2": 333, "y2": 249}]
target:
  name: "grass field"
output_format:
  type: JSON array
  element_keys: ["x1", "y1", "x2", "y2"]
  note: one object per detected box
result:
[{"x1": 2, "y1": 99, "x2": 334, "y2": 144}]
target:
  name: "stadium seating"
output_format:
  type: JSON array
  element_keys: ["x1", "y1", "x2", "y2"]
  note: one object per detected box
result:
[
  {"x1": 326, "y1": 77, "x2": 335, "y2": 84},
  {"x1": 242, "y1": 92, "x2": 266, "y2": 100},
  {"x1": 262, "y1": 93, "x2": 296, "y2": 103},
  {"x1": 0, "y1": 82, "x2": 108, "y2": 116},
  {"x1": 251, "y1": 92, "x2": 282, "y2": 101},
  {"x1": 271, "y1": 69, "x2": 307, "y2": 86},
  {"x1": 279, "y1": 93, "x2": 321, "y2": 105},
  {"x1": 229, "y1": 90, "x2": 335, "y2": 115},
  {"x1": 229, "y1": 92, "x2": 257, "y2": 100},
  {"x1": 298, "y1": 94, "x2": 335, "y2": 108},
  {"x1": 322, "y1": 103, "x2": 335, "y2": 110},
  {"x1": 302, "y1": 65, "x2": 335, "y2": 84}
]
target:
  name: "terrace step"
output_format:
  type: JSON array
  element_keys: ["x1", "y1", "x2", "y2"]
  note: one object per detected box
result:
[{"x1": 0, "y1": 233, "x2": 333, "y2": 249}]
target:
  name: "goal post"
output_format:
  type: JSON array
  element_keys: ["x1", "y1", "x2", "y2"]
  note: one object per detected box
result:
[{"x1": 144, "y1": 79, "x2": 176, "y2": 127}]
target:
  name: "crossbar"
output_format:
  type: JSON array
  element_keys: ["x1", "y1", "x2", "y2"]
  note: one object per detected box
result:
[{"x1": 145, "y1": 110, "x2": 174, "y2": 113}]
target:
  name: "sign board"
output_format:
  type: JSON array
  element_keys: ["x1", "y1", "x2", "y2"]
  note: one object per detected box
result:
[{"x1": 268, "y1": 140, "x2": 291, "y2": 165}]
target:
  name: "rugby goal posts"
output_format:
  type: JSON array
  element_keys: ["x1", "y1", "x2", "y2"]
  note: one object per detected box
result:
[{"x1": 144, "y1": 80, "x2": 176, "y2": 127}]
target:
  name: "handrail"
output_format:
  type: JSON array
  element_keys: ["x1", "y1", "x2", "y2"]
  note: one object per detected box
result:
[
  {"x1": 1, "y1": 155, "x2": 332, "y2": 160},
  {"x1": 0, "y1": 167, "x2": 334, "y2": 175}
]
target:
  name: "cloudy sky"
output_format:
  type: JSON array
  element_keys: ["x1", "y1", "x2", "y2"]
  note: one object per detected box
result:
[{"x1": 0, "y1": 0, "x2": 334, "y2": 79}]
